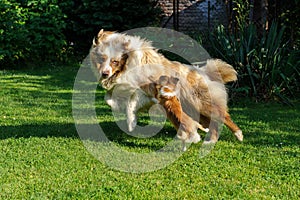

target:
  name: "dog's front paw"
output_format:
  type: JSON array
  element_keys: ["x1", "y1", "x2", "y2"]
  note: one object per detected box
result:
[
  {"x1": 182, "y1": 144, "x2": 187, "y2": 152},
  {"x1": 127, "y1": 118, "x2": 137, "y2": 132},
  {"x1": 185, "y1": 133, "x2": 201, "y2": 144}
]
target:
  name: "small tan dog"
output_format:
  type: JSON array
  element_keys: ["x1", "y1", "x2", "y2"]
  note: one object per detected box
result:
[{"x1": 151, "y1": 75, "x2": 209, "y2": 151}]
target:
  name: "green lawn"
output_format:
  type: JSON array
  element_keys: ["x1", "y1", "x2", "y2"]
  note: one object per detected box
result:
[{"x1": 0, "y1": 65, "x2": 299, "y2": 199}]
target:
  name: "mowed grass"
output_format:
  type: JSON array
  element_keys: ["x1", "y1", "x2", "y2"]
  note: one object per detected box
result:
[{"x1": 0, "y1": 65, "x2": 299, "y2": 199}]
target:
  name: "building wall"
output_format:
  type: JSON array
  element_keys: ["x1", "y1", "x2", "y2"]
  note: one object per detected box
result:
[{"x1": 158, "y1": 0, "x2": 228, "y2": 33}]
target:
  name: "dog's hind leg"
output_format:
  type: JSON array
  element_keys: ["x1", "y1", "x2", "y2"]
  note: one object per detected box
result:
[
  {"x1": 224, "y1": 112, "x2": 243, "y2": 141},
  {"x1": 203, "y1": 120, "x2": 220, "y2": 144},
  {"x1": 200, "y1": 113, "x2": 243, "y2": 142},
  {"x1": 199, "y1": 115, "x2": 217, "y2": 143}
]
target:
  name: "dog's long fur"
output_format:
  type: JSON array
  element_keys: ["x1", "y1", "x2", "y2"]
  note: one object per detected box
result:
[{"x1": 90, "y1": 29, "x2": 243, "y2": 143}]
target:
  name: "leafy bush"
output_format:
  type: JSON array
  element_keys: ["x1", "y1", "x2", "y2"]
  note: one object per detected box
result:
[
  {"x1": 0, "y1": 0, "x2": 162, "y2": 68},
  {"x1": 209, "y1": 22, "x2": 300, "y2": 104},
  {"x1": 23, "y1": 0, "x2": 67, "y2": 63},
  {"x1": 0, "y1": 1, "x2": 28, "y2": 66},
  {"x1": 0, "y1": 0, "x2": 68, "y2": 68}
]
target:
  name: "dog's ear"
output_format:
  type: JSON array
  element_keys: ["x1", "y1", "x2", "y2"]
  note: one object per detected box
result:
[
  {"x1": 97, "y1": 29, "x2": 105, "y2": 40},
  {"x1": 98, "y1": 29, "x2": 104, "y2": 35},
  {"x1": 92, "y1": 38, "x2": 98, "y2": 47},
  {"x1": 119, "y1": 53, "x2": 129, "y2": 71},
  {"x1": 158, "y1": 76, "x2": 169, "y2": 85},
  {"x1": 92, "y1": 29, "x2": 104, "y2": 47},
  {"x1": 170, "y1": 77, "x2": 179, "y2": 85},
  {"x1": 121, "y1": 53, "x2": 128, "y2": 64},
  {"x1": 121, "y1": 53, "x2": 128, "y2": 59},
  {"x1": 93, "y1": 29, "x2": 117, "y2": 47}
]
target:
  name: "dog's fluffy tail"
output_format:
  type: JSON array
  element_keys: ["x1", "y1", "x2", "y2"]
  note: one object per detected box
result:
[{"x1": 202, "y1": 59, "x2": 237, "y2": 84}]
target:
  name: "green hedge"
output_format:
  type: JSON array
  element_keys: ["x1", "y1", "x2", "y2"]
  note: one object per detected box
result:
[
  {"x1": 0, "y1": 0, "x2": 67, "y2": 67},
  {"x1": 0, "y1": 0, "x2": 162, "y2": 68}
]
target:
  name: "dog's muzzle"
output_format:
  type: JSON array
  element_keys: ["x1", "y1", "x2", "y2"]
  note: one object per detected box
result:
[
  {"x1": 101, "y1": 78, "x2": 114, "y2": 90},
  {"x1": 101, "y1": 71, "x2": 110, "y2": 79}
]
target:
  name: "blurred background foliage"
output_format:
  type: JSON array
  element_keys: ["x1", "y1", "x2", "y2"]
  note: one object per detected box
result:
[
  {"x1": 0, "y1": 0, "x2": 162, "y2": 66},
  {"x1": 0, "y1": 0, "x2": 299, "y2": 103},
  {"x1": 208, "y1": 0, "x2": 300, "y2": 103}
]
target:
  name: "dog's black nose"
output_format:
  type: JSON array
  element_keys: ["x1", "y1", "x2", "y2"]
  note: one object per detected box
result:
[{"x1": 102, "y1": 71, "x2": 110, "y2": 78}]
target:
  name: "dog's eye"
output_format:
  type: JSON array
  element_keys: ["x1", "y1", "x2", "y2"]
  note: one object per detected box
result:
[{"x1": 111, "y1": 60, "x2": 119, "y2": 65}]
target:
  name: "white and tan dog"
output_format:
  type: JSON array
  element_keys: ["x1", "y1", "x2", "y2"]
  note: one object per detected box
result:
[{"x1": 90, "y1": 29, "x2": 243, "y2": 143}]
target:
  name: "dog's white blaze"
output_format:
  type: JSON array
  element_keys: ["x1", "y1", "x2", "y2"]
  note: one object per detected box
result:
[
  {"x1": 160, "y1": 86, "x2": 177, "y2": 98},
  {"x1": 102, "y1": 63, "x2": 112, "y2": 76}
]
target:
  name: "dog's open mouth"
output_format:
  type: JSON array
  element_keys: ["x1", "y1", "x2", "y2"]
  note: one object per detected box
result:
[
  {"x1": 101, "y1": 71, "x2": 120, "y2": 90},
  {"x1": 101, "y1": 78, "x2": 113, "y2": 90}
]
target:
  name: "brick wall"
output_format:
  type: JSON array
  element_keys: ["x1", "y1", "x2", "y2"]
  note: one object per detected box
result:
[{"x1": 158, "y1": 0, "x2": 228, "y2": 33}]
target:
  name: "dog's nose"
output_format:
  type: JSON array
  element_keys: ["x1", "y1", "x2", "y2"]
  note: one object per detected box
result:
[{"x1": 102, "y1": 70, "x2": 110, "y2": 78}]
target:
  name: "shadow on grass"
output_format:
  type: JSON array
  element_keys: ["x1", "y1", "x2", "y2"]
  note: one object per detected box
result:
[
  {"x1": 0, "y1": 120, "x2": 177, "y2": 152},
  {"x1": 79, "y1": 120, "x2": 177, "y2": 151},
  {"x1": 0, "y1": 123, "x2": 78, "y2": 140}
]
